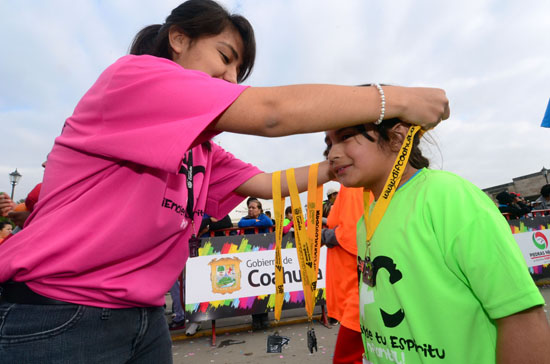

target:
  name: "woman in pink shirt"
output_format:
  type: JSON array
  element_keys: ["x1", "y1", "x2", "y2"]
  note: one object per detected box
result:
[{"x1": 0, "y1": 0, "x2": 449, "y2": 362}]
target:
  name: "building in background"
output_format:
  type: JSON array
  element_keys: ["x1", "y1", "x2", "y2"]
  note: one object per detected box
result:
[{"x1": 483, "y1": 167, "x2": 549, "y2": 203}]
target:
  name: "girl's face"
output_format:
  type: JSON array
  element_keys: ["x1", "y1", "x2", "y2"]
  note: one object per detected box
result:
[
  {"x1": 170, "y1": 26, "x2": 244, "y2": 84},
  {"x1": 248, "y1": 202, "x2": 261, "y2": 218},
  {"x1": 0, "y1": 224, "x2": 12, "y2": 239},
  {"x1": 325, "y1": 127, "x2": 397, "y2": 198}
]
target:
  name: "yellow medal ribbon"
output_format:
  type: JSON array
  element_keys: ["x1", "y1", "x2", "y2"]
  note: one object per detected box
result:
[
  {"x1": 305, "y1": 163, "x2": 323, "y2": 316},
  {"x1": 286, "y1": 168, "x2": 317, "y2": 321},
  {"x1": 272, "y1": 171, "x2": 285, "y2": 322},
  {"x1": 272, "y1": 164, "x2": 323, "y2": 323},
  {"x1": 361, "y1": 125, "x2": 420, "y2": 362},
  {"x1": 364, "y1": 125, "x2": 421, "y2": 241}
]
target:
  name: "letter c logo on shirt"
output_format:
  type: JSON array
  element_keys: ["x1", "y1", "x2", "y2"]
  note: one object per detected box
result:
[{"x1": 372, "y1": 256, "x2": 405, "y2": 328}]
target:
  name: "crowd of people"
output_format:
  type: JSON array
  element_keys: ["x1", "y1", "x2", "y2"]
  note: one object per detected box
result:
[
  {"x1": 2, "y1": 0, "x2": 550, "y2": 363},
  {"x1": 496, "y1": 184, "x2": 550, "y2": 220}
]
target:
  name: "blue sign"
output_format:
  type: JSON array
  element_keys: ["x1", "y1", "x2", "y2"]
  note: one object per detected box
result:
[{"x1": 542, "y1": 98, "x2": 550, "y2": 128}]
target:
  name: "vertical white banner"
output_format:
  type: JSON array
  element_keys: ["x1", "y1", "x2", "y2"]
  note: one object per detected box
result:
[{"x1": 513, "y1": 229, "x2": 550, "y2": 268}]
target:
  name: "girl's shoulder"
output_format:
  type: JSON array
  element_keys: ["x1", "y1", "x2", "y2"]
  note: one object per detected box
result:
[
  {"x1": 410, "y1": 169, "x2": 495, "y2": 210},
  {"x1": 415, "y1": 169, "x2": 479, "y2": 191}
]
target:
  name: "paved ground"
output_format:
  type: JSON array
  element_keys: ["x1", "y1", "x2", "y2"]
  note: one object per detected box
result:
[
  {"x1": 168, "y1": 303, "x2": 338, "y2": 364},
  {"x1": 168, "y1": 287, "x2": 550, "y2": 364}
]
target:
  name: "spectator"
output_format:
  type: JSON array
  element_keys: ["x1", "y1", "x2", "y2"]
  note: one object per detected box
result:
[
  {"x1": 323, "y1": 187, "x2": 339, "y2": 218},
  {"x1": 0, "y1": 192, "x2": 16, "y2": 217},
  {"x1": 168, "y1": 274, "x2": 186, "y2": 331},
  {"x1": 239, "y1": 197, "x2": 272, "y2": 329},
  {"x1": 496, "y1": 191, "x2": 531, "y2": 219},
  {"x1": 184, "y1": 319, "x2": 201, "y2": 337},
  {"x1": 238, "y1": 198, "x2": 273, "y2": 234},
  {"x1": 0, "y1": 190, "x2": 37, "y2": 235},
  {"x1": 534, "y1": 184, "x2": 550, "y2": 210},
  {"x1": 1, "y1": 160, "x2": 46, "y2": 232},
  {"x1": 282, "y1": 206, "x2": 294, "y2": 235},
  {"x1": 264, "y1": 210, "x2": 276, "y2": 225},
  {"x1": 7, "y1": 183, "x2": 42, "y2": 232},
  {"x1": 0, "y1": 221, "x2": 13, "y2": 245},
  {"x1": 199, "y1": 213, "x2": 234, "y2": 237}
]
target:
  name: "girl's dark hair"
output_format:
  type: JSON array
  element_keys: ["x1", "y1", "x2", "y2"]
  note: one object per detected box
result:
[
  {"x1": 323, "y1": 118, "x2": 429, "y2": 169},
  {"x1": 130, "y1": 0, "x2": 255, "y2": 83},
  {"x1": 285, "y1": 206, "x2": 292, "y2": 215},
  {"x1": 355, "y1": 119, "x2": 429, "y2": 169}
]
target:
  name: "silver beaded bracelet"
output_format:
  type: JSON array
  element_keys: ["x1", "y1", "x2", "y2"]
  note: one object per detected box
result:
[{"x1": 373, "y1": 83, "x2": 385, "y2": 125}]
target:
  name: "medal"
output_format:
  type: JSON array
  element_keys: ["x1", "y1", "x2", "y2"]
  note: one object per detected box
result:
[
  {"x1": 307, "y1": 326, "x2": 318, "y2": 353},
  {"x1": 267, "y1": 331, "x2": 290, "y2": 353},
  {"x1": 358, "y1": 255, "x2": 374, "y2": 287}
]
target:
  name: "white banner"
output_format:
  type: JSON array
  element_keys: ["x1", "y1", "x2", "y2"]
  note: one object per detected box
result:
[
  {"x1": 514, "y1": 229, "x2": 550, "y2": 268},
  {"x1": 186, "y1": 247, "x2": 327, "y2": 303}
]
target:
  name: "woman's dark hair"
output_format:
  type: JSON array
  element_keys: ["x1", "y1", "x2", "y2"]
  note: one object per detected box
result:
[
  {"x1": 130, "y1": 0, "x2": 255, "y2": 83},
  {"x1": 285, "y1": 206, "x2": 292, "y2": 215}
]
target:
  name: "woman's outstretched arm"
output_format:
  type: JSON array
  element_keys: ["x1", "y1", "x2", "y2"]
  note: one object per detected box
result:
[{"x1": 214, "y1": 84, "x2": 449, "y2": 137}]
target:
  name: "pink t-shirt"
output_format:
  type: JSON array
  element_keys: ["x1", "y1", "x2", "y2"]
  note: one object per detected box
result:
[{"x1": 0, "y1": 55, "x2": 261, "y2": 308}]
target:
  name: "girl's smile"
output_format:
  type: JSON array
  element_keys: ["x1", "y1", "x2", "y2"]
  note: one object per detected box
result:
[{"x1": 333, "y1": 164, "x2": 350, "y2": 176}]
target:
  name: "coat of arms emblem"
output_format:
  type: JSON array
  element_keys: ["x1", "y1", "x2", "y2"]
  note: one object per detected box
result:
[{"x1": 208, "y1": 257, "x2": 242, "y2": 294}]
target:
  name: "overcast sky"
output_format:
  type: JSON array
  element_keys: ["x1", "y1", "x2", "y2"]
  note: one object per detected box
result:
[{"x1": 1, "y1": 0, "x2": 549, "y2": 213}]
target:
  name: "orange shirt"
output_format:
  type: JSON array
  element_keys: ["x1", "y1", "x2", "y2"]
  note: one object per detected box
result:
[{"x1": 325, "y1": 186, "x2": 367, "y2": 332}]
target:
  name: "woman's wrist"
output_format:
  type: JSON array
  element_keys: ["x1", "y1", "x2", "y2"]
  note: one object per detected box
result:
[
  {"x1": 372, "y1": 84, "x2": 386, "y2": 125},
  {"x1": 380, "y1": 85, "x2": 406, "y2": 121}
]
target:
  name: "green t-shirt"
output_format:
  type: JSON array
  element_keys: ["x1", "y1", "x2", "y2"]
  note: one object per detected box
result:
[{"x1": 357, "y1": 169, "x2": 543, "y2": 363}]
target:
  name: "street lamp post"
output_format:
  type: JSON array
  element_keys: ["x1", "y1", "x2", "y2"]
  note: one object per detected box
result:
[{"x1": 9, "y1": 169, "x2": 22, "y2": 200}]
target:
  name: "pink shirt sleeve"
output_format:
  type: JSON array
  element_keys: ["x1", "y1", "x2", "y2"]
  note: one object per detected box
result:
[
  {"x1": 56, "y1": 55, "x2": 248, "y2": 173},
  {"x1": 204, "y1": 143, "x2": 262, "y2": 218}
]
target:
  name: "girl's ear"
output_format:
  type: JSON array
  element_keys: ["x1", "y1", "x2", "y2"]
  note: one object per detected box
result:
[
  {"x1": 168, "y1": 26, "x2": 190, "y2": 58},
  {"x1": 388, "y1": 123, "x2": 410, "y2": 152}
]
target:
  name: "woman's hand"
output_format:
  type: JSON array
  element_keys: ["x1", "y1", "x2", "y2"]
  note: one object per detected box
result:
[{"x1": 386, "y1": 86, "x2": 450, "y2": 130}]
